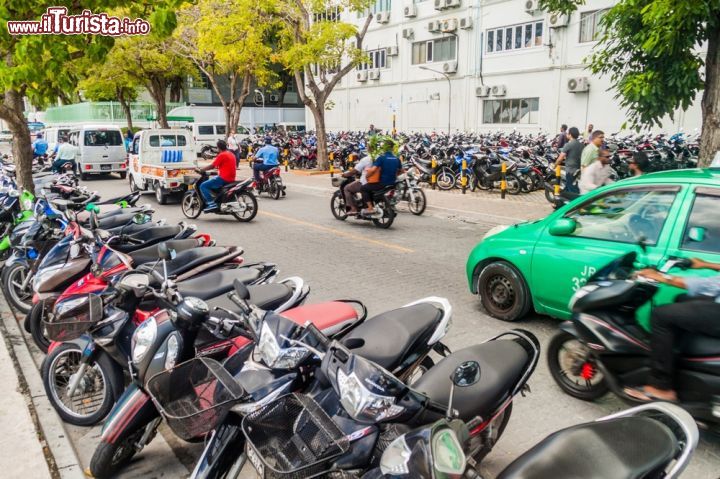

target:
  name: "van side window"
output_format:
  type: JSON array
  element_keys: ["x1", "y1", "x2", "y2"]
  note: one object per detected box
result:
[
  {"x1": 131, "y1": 138, "x2": 140, "y2": 154},
  {"x1": 198, "y1": 126, "x2": 213, "y2": 135},
  {"x1": 149, "y1": 135, "x2": 160, "y2": 147},
  {"x1": 216, "y1": 125, "x2": 226, "y2": 135},
  {"x1": 177, "y1": 135, "x2": 187, "y2": 146}
]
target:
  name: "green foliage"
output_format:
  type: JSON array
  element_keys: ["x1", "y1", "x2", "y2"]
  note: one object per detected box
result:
[
  {"x1": 77, "y1": 54, "x2": 139, "y2": 102},
  {"x1": 539, "y1": 0, "x2": 586, "y2": 16},
  {"x1": 367, "y1": 135, "x2": 398, "y2": 159}
]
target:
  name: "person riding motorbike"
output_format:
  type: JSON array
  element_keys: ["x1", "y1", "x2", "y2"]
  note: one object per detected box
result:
[
  {"x1": 361, "y1": 138, "x2": 402, "y2": 216},
  {"x1": 252, "y1": 136, "x2": 279, "y2": 184},
  {"x1": 627, "y1": 258, "x2": 720, "y2": 402},
  {"x1": 32, "y1": 132, "x2": 49, "y2": 160},
  {"x1": 341, "y1": 154, "x2": 372, "y2": 214},
  {"x1": 197, "y1": 139, "x2": 236, "y2": 212},
  {"x1": 51, "y1": 135, "x2": 77, "y2": 173}
]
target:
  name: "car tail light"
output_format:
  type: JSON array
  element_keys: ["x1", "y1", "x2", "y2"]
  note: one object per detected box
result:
[
  {"x1": 121, "y1": 162, "x2": 127, "y2": 169},
  {"x1": 170, "y1": 182, "x2": 178, "y2": 188},
  {"x1": 85, "y1": 164, "x2": 91, "y2": 170}
]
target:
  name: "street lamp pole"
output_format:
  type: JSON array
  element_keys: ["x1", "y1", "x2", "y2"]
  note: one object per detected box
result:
[
  {"x1": 254, "y1": 89, "x2": 265, "y2": 132},
  {"x1": 420, "y1": 65, "x2": 451, "y2": 134}
]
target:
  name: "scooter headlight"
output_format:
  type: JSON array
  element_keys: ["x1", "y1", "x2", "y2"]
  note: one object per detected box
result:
[
  {"x1": 336, "y1": 369, "x2": 404, "y2": 423},
  {"x1": 257, "y1": 321, "x2": 308, "y2": 369},
  {"x1": 131, "y1": 317, "x2": 157, "y2": 363},
  {"x1": 379, "y1": 434, "x2": 412, "y2": 475},
  {"x1": 164, "y1": 333, "x2": 181, "y2": 370}
]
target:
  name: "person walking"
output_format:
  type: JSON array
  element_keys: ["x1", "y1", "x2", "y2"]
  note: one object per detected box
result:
[
  {"x1": 580, "y1": 130, "x2": 605, "y2": 169},
  {"x1": 555, "y1": 127, "x2": 583, "y2": 193},
  {"x1": 227, "y1": 128, "x2": 240, "y2": 166},
  {"x1": 584, "y1": 123, "x2": 594, "y2": 140},
  {"x1": 579, "y1": 148, "x2": 613, "y2": 194},
  {"x1": 629, "y1": 151, "x2": 650, "y2": 176},
  {"x1": 556, "y1": 124, "x2": 568, "y2": 149},
  {"x1": 124, "y1": 130, "x2": 134, "y2": 152}
]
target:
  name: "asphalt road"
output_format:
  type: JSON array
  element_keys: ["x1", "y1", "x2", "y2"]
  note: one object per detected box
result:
[{"x1": 63, "y1": 172, "x2": 720, "y2": 478}]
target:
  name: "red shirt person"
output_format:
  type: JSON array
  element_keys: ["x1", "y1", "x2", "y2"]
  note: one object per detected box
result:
[{"x1": 197, "y1": 140, "x2": 237, "y2": 210}]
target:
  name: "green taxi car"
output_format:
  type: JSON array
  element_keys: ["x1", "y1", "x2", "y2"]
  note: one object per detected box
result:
[{"x1": 466, "y1": 168, "x2": 720, "y2": 326}]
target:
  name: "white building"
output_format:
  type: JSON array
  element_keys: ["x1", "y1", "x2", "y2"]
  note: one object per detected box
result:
[{"x1": 310, "y1": 0, "x2": 703, "y2": 134}]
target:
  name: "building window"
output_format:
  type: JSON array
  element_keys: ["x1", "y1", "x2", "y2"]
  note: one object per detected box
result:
[
  {"x1": 412, "y1": 37, "x2": 456, "y2": 65},
  {"x1": 579, "y1": 10, "x2": 607, "y2": 43},
  {"x1": 359, "y1": 0, "x2": 392, "y2": 17},
  {"x1": 482, "y1": 98, "x2": 539, "y2": 124},
  {"x1": 486, "y1": 21, "x2": 543, "y2": 53},
  {"x1": 357, "y1": 48, "x2": 388, "y2": 70}
]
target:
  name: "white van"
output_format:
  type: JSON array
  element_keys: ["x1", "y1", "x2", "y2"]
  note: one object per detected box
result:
[
  {"x1": 67, "y1": 125, "x2": 127, "y2": 180},
  {"x1": 188, "y1": 123, "x2": 250, "y2": 156},
  {"x1": 277, "y1": 122, "x2": 306, "y2": 134},
  {"x1": 43, "y1": 127, "x2": 72, "y2": 154},
  {"x1": 127, "y1": 129, "x2": 197, "y2": 204}
]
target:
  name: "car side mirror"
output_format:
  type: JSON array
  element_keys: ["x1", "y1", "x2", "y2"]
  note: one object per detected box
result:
[
  {"x1": 451, "y1": 361, "x2": 481, "y2": 387},
  {"x1": 548, "y1": 218, "x2": 577, "y2": 236},
  {"x1": 688, "y1": 226, "x2": 706, "y2": 243}
]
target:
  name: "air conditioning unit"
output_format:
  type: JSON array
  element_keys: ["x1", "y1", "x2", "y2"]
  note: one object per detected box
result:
[
  {"x1": 404, "y1": 5, "x2": 417, "y2": 17},
  {"x1": 369, "y1": 69, "x2": 381, "y2": 80},
  {"x1": 547, "y1": 13, "x2": 569, "y2": 28},
  {"x1": 386, "y1": 45, "x2": 399, "y2": 56},
  {"x1": 442, "y1": 19, "x2": 458, "y2": 32},
  {"x1": 524, "y1": 0, "x2": 540, "y2": 14},
  {"x1": 402, "y1": 27, "x2": 414, "y2": 39},
  {"x1": 491, "y1": 85, "x2": 507, "y2": 96},
  {"x1": 442, "y1": 61, "x2": 458, "y2": 74},
  {"x1": 459, "y1": 17, "x2": 473, "y2": 29},
  {"x1": 376, "y1": 11, "x2": 390, "y2": 24},
  {"x1": 434, "y1": 0, "x2": 448, "y2": 11},
  {"x1": 356, "y1": 71, "x2": 368, "y2": 82},
  {"x1": 475, "y1": 85, "x2": 491, "y2": 97},
  {"x1": 568, "y1": 77, "x2": 590, "y2": 92},
  {"x1": 447, "y1": 0, "x2": 461, "y2": 7},
  {"x1": 428, "y1": 21, "x2": 440, "y2": 33},
  {"x1": 269, "y1": 94, "x2": 280, "y2": 103}
]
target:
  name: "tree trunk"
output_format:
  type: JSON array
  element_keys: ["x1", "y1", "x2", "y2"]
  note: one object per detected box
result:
[
  {"x1": 118, "y1": 88, "x2": 134, "y2": 132},
  {"x1": 311, "y1": 105, "x2": 329, "y2": 170},
  {"x1": 1, "y1": 89, "x2": 34, "y2": 194},
  {"x1": 148, "y1": 78, "x2": 169, "y2": 128},
  {"x1": 700, "y1": 26, "x2": 720, "y2": 167}
]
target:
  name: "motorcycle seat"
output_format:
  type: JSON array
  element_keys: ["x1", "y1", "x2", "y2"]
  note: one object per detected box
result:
[
  {"x1": 218, "y1": 181, "x2": 243, "y2": 194},
  {"x1": 148, "y1": 246, "x2": 230, "y2": 278},
  {"x1": 127, "y1": 238, "x2": 202, "y2": 264},
  {"x1": 341, "y1": 303, "x2": 442, "y2": 371},
  {"x1": 371, "y1": 185, "x2": 394, "y2": 200},
  {"x1": 207, "y1": 282, "x2": 294, "y2": 314},
  {"x1": 120, "y1": 225, "x2": 182, "y2": 245},
  {"x1": 177, "y1": 268, "x2": 262, "y2": 299},
  {"x1": 412, "y1": 341, "x2": 528, "y2": 422},
  {"x1": 681, "y1": 334, "x2": 720, "y2": 357},
  {"x1": 96, "y1": 212, "x2": 139, "y2": 230},
  {"x1": 497, "y1": 417, "x2": 677, "y2": 479}
]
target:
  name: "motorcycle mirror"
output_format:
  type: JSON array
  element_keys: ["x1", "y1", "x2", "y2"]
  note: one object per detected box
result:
[
  {"x1": 132, "y1": 213, "x2": 151, "y2": 225},
  {"x1": 69, "y1": 242, "x2": 80, "y2": 258},
  {"x1": 451, "y1": 361, "x2": 481, "y2": 387},
  {"x1": 120, "y1": 273, "x2": 150, "y2": 297},
  {"x1": 687, "y1": 226, "x2": 706, "y2": 243},
  {"x1": 233, "y1": 279, "x2": 250, "y2": 300},
  {"x1": 157, "y1": 242, "x2": 175, "y2": 261}
]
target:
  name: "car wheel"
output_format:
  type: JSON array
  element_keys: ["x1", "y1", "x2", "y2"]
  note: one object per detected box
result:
[{"x1": 477, "y1": 261, "x2": 531, "y2": 321}]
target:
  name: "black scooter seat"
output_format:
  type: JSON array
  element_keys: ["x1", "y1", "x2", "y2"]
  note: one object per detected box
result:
[
  {"x1": 127, "y1": 239, "x2": 202, "y2": 265},
  {"x1": 413, "y1": 341, "x2": 528, "y2": 422},
  {"x1": 115, "y1": 225, "x2": 183, "y2": 249},
  {"x1": 177, "y1": 268, "x2": 262, "y2": 299},
  {"x1": 206, "y1": 283, "x2": 294, "y2": 315},
  {"x1": 342, "y1": 303, "x2": 442, "y2": 371},
  {"x1": 497, "y1": 417, "x2": 677, "y2": 479},
  {"x1": 681, "y1": 334, "x2": 720, "y2": 357}
]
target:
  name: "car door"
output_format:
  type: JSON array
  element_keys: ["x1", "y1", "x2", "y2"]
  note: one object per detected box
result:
[{"x1": 531, "y1": 184, "x2": 685, "y2": 317}]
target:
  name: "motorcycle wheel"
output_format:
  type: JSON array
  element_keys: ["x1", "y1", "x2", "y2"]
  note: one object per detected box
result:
[
  {"x1": 1, "y1": 262, "x2": 33, "y2": 314},
  {"x1": 547, "y1": 331, "x2": 609, "y2": 401},
  {"x1": 232, "y1": 191, "x2": 258, "y2": 222},
  {"x1": 505, "y1": 174, "x2": 522, "y2": 195},
  {"x1": 269, "y1": 178, "x2": 282, "y2": 200},
  {"x1": 468, "y1": 402, "x2": 513, "y2": 464},
  {"x1": 518, "y1": 173, "x2": 534, "y2": 193},
  {"x1": 181, "y1": 191, "x2": 202, "y2": 219},
  {"x1": 407, "y1": 189, "x2": 427, "y2": 216},
  {"x1": 29, "y1": 299, "x2": 51, "y2": 353},
  {"x1": 42, "y1": 344, "x2": 121, "y2": 426},
  {"x1": 372, "y1": 200, "x2": 395, "y2": 229},
  {"x1": 90, "y1": 423, "x2": 151, "y2": 478},
  {"x1": 436, "y1": 168, "x2": 456, "y2": 191},
  {"x1": 330, "y1": 191, "x2": 348, "y2": 221}
]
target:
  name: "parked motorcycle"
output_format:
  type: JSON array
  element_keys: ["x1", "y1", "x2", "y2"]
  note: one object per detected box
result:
[
  {"x1": 330, "y1": 177, "x2": 397, "y2": 229},
  {"x1": 181, "y1": 171, "x2": 258, "y2": 222},
  {"x1": 392, "y1": 170, "x2": 426, "y2": 216}
]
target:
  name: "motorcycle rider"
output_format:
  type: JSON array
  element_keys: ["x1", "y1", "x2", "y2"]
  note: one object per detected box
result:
[
  {"x1": 361, "y1": 138, "x2": 402, "y2": 216},
  {"x1": 51, "y1": 135, "x2": 77, "y2": 173},
  {"x1": 341, "y1": 155, "x2": 372, "y2": 214},
  {"x1": 252, "y1": 137, "x2": 279, "y2": 186},
  {"x1": 628, "y1": 258, "x2": 720, "y2": 402},
  {"x1": 197, "y1": 139, "x2": 236, "y2": 212},
  {"x1": 32, "y1": 132, "x2": 49, "y2": 160}
]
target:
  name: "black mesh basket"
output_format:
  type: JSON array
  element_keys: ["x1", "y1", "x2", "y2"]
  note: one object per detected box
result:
[
  {"x1": 43, "y1": 293, "x2": 103, "y2": 342},
  {"x1": 242, "y1": 393, "x2": 349, "y2": 479},
  {"x1": 146, "y1": 357, "x2": 244, "y2": 441}
]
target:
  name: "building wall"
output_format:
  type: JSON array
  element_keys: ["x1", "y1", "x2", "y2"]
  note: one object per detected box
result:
[{"x1": 309, "y1": 0, "x2": 703, "y2": 134}]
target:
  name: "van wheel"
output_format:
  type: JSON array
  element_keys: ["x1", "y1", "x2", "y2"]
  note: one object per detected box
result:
[
  {"x1": 129, "y1": 175, "x2": 140, "y2": 192},
  {"x1": 118, "y1": 172, "x2": 127, "y2": 180},
  {"x1": 155, "y1": 184, "x2": 168, "y2": 205}
]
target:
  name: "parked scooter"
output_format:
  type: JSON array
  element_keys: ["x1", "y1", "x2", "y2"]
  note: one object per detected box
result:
[{"x1": 181, "y1": 170, "x2": 258, "y2": 222}]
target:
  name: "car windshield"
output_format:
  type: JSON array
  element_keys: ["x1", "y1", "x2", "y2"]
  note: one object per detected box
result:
[{"x1": 85, "y1": 130, "x2": 122, "y2": 146}]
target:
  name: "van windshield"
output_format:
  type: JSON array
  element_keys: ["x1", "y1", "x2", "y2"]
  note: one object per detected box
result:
[{"x1": 85, "y1": 130, "x2": 122, "y2": 146}]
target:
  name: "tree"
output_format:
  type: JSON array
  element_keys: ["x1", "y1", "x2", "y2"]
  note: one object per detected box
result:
[
  {"x1": 0, "y1": 2, "x2": 179, "y2": 192},
  {"x1": 111, "y1": 35, "x2": 196, "y2": 128},
  {"x1": 174, "y1": 0, "x2": 277, "y2": 135},
  {"x1": 78, "y1": 55, "x2": 140, "y2": 132},
  {"x1": 274, "y1": 1, "x2": 373, "y2": 170},
  {"x1": 541, "y1": 0, "x2": 720, "y2": 166}
]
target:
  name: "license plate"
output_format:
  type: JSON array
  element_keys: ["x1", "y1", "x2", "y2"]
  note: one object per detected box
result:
[
  {"x1": 101, "y1": 164, "x2": 111, "y2": 171},
  {"x1": 187, "y1": 184, "x2": 195, "y2": 190},
  {"x1": 247, "y1": 446, "x2": 264, "y2": 477}
]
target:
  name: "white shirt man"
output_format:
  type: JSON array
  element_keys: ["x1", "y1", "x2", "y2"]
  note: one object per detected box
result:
[
  {"x1": 342, "y1": 155, "x2": 372, "y2": 213},
  {"x1": 579, "y1": 149, "x2": 613, "y2": 194}
]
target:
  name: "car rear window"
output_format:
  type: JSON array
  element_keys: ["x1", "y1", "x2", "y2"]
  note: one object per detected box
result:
[
  {"x1": 149, "y1": 135, "x2": 188, "y2": 147},
  {"x1": 84, "y1": 130, "x2": 122, "y2": 146}
]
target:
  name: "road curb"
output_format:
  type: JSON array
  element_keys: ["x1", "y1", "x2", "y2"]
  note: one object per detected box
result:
[{"x1": 0, "y1": 295, "x2": 85, "y2": 479}]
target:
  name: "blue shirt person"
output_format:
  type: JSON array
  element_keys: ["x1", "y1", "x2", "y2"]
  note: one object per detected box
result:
[
  {"x1": 253, "y1": 138, "x2": 280, "y2": 184},
  {"x1": 33, "y1": 133, "x2": 48, "y2": 157},
  {"x1": 360, "y1": 139, "x2": 402, "y2": 215}
]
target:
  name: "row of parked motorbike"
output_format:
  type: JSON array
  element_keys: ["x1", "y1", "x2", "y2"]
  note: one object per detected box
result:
[{"x1": 0, "y1": 162, "x2": 700, "y2": 478}]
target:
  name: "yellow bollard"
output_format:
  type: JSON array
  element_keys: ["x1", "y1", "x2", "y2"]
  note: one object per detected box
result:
[
  {"x1": 431, "y1": 156, "x2": 437, "y2": 190},
  {"x1": 461, "y1": 159, "x2": 467, "y2": 194},
  {"x1": 330, "y1": 152, "x2": 335, "y2": 177},
  {"x1": 501, "y1": 161, "x2": 507, "y2": 199},
  {"x1": 247, "y1": 146, "x2": 253, "y2": 164},
  {"x1": 284, "y1": 159, "x2": 288, "y2": 172},
  {"x1": 554, "y1": 164, "x2": 562, "y2": 196}
]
